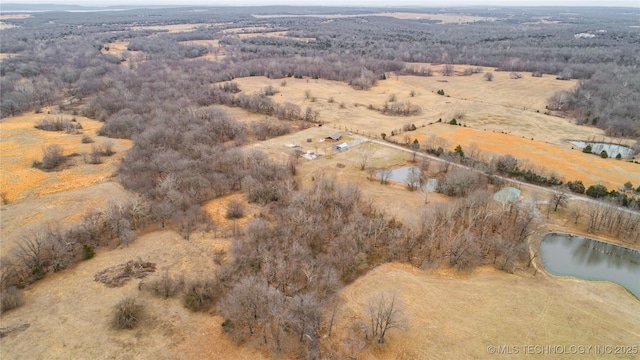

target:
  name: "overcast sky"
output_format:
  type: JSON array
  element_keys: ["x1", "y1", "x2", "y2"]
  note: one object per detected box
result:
[{"x1": 3, "y1": 0, "x2": 639, "y2": 7}]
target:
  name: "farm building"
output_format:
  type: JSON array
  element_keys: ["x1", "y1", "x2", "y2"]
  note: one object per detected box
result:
[
  {"x1": 493, "y1": 187, "x2": 521, "y2": 205},
  {"x1": 325, "y1": 132, "x2": 342, "y2": 141},
  {"x1": 333, "y1": 143, "x2": 349, "y2": 152}
]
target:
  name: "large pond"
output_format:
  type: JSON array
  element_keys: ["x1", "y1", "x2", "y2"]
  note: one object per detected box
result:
[
  {"x1": 377, "y1": 166, "x2": 438, "y2": 191},
  {"x1": 541, "y1": 233, "x2": 640, "y2": 298}
]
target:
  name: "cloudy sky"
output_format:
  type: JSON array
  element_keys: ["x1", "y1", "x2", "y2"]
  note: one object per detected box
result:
[{"x1": 3, "y1": 0, "x2": 639, "y2": 7}]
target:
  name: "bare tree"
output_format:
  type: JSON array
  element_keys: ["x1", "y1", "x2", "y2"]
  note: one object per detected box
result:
[
  {"x1": 379, "y1": 169, "x2": 392, "y2": 185},
  {"x1": 40, "y1": 144, "x2": 64, "y2": 169},
  {"x1": 441, "y1": 64, "x2": 454, "y2": 76},
  {"x1": 568, "y1": 203, "x2": 584, "y2": 225},
  {"x1": 367, "y1": 290, "x2": 405, "y2": 344},
  {"x1": 550, "y1": 187, "x2": 569, "y2": 212},
  {"x1": 405, "y1": 167, "x2": 421, "y2": 192},
  {"x1": 356, "y1": 143, "x2": 375, "y2": 171}
]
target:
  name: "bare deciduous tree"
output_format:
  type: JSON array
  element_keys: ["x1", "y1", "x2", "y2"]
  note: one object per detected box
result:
[
  {"x1": 379, "y1": 169, "x2": 392, "y2": 185},
  {"x1": 356, "y1": 144, "x2": 375, "y2": 171},
  {"x1": 41, "y1": 144, "x2": 64, "y2": 169},
  {"x1": 550, "y1": 187, "x2": 570, "y2": 212},
  {"x1": 367, "y1": 290, "x2": 405, "y2": 344},
  {"x1": 441, "y1": 64, "x2": 454, "y2": 76}
]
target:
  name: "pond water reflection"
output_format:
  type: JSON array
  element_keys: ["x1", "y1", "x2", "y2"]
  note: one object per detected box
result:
[{"x1": 541, "y1": 233, "x2": 640, "y2": 298}]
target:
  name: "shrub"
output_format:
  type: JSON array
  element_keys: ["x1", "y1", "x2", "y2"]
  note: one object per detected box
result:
[
  {"x1": 148, "y1": 271, "x2": 184, "y2": 299},
  {"x1": 81, "y1": 135, "x2": 94, "y2": 143},
  {"x1": 35, "y1": 117, "x2": 82, "y2": 132},
  {"x1": 1, "y1": 286, "x2": 24, "y2": 313},
  {"x1": 437, "y1": 89, "x2": 445, "y2": 95},
  {"x1": 567, "y1": 180, "x2": 586, "y2": 194},
  {"x1": 449, "y1": 119, "x2": 457, "y2": 125},
  {"x1": 102, "y1": 140, "x2": 115, "y2": 156},
  {"x1": 225, "y1": 200, "x2": 245, "y2": 219},
  {"x1": 484, "y1": 72, "x2": 494, "y2": 81},
  {"x1": 454, "y1": 145, "x2": 464, "y2": 158},
  {"x1": 40, "y1": 144, "x2": 64, "y2": 170},
  {"x1": 262, "y1": 85, "x2": 277, "y2": 96},
  {"x1": 583, "y1": 144, "x2": 592, "y2": 153},
  {"x1": 600, "y1": 150, "x2": 608, "y2": 158},
  {"x1": 586, "y1": 184, "x2": 609, "y2": 198},
  {"x1": 616, "y1": 153, "x2": 622, "y2": 160},
  {"x1": 112, "y1": 296, "x2": 141, "y2": 330},
  {"x1": 82, "y1": 244, "x2": 95, "y2": 260},
  {"x1": 183, "y1": 278, "x2": 221, "y2": 312}
]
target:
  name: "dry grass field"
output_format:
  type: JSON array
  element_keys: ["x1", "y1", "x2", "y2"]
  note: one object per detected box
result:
[
  {"x1": 130, "y1": 23, "x2": 210, "y2": 33},
  {"x1": 0, "y1": 109, "x2": 131, "y2": 203},
  {"x1": 100, "y1": 41, "x2": 142, "y2": 60},
  {"x1": 0, "y1": 22, "x2": 17, "y2": 30},
  {"x1": 334, "y1": 263, "x2": 640, "y2": 359},
  {"x1": 228, "y1": 68, "x2": 639, "y2": 190},
  {"x1": 0, "y1": 230, "x2": 266, "y2": 360}
]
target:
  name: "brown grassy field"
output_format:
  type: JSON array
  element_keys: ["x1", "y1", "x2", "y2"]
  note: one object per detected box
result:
[
  {"x1": 334, "y1": 263, "x2": 640, "y2": 359},
  {"x1": 130, "y1": 23, "x2": 210, "y2": 33},
  {"x1": 100, "y1": 41, "x2": 142, "y2": 60},
  {"x1": 0, "y1": 230, "x2": 265, "y2": 360},
  {"x1": 228, "y1": 70, "x2": 639, "y2": 190},
  {"x1": 0, "y1": 22, "x2": 17, "y2": 30},
  {"x1": 0, "y1": 109, "x2": 132, "y2": 203}
]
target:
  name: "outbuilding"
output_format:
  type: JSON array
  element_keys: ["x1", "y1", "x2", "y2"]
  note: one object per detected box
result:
[
  {"x1": 333, "y1": 142, "x2": 349, "y2": 152},
  {"x1": 325, "y1": 132, "x2": 342, "y2": 141}
]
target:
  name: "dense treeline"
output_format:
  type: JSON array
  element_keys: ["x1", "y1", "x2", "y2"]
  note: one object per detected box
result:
[{"x1": 548, "y1": 68, "x2": 640, "y2": 137}]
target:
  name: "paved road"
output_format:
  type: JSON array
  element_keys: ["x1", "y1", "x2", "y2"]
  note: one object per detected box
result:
[{"x1": 354, "y1": 135, "x2": 639, "y2": 215}]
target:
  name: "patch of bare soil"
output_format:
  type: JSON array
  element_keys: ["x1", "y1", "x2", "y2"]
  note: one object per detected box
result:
[{"x1": 333, "y1": 263, "x2": 640, "y2": 359}]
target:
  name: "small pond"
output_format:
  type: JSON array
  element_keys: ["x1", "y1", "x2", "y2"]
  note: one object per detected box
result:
[
  {"x1": 569, "y1": 141, "x2": 635, "y2": 158},
  {"x1": 541, "y1": 233, "x2": 640, "y2": 298},
  {"x1": 377, "y1": 166, "x2": 438, "y2": 191}
]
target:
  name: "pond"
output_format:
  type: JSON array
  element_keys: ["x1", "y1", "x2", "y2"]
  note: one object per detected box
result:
[
  {"x1": 377, "y1": 166, "x2": 438, "y2": 191},
  {"x1": 569, "y1": 141, "x2": 635, "y2": 158},
  {"x1": 541, "y1": 233, "x2": 640, "y2": 298}
]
